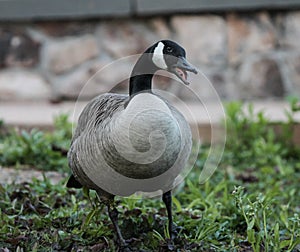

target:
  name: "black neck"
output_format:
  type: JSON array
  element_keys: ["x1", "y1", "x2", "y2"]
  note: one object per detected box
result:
[
  {"x1": 129, "y1": 74, "x2": 153, "y2": 96},
  {"x1": 129, "y1": 48, "x2": 158, "y2": 96}
]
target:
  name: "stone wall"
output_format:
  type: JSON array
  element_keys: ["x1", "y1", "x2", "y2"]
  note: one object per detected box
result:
[{"x1": 0, "y1": 11, "x2": 300, "y2": 102}]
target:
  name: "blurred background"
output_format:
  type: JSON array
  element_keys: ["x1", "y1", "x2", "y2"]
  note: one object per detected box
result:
[{"x1": 1, "y1": 0, "x2": 300, "y2": 128}]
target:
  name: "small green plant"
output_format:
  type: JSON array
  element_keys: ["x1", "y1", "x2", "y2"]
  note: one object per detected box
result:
[
  {"x1": 0, "y1": 114, "x2": 71, "y2": 171},
  {"x1": 233, "y1": 186, "x2": 300, "y2": 252},
  {"x1": 50, "y1": 114, "x2": 73, "y2": 150},
  {"x1": 224, "y1": 100, "x2": 300, "y2": 168}
]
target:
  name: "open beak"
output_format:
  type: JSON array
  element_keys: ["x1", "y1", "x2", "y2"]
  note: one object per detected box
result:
[{"x1": 171, "y1": 57, "x2": 198, "y2": 85}]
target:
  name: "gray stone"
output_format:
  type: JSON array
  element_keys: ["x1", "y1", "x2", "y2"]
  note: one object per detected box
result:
[
  {"x1": 150, "y1": 18, "x2": 171, "y2": 39},
  {"x1": 283, "y1": 11, "x2": 300, "y2": 49},
  {"x1": 227, "y1": 12, "x2": 276, "y2": 65},
  {"x1": 208, "y1": 71, "x2": 228, "y2": 99},
  {"x1": 171, "y1": 15, "x2": 227, "y2": 66},
  {"x1": 0, "y1": 27, "x2": 40, "y2": 68},
  {"x1": 223, "y1": 68, "x2": 241, "y2": 100},
  {"x1": 44, "y1": 34, "x2": 99, "y2": 74},
  {"x1": 0, "y1": 12, "x2": 299, "y2": 103},
  {"x1": 96, "y1": 21, "x2": 159, "y2": 58},
  {"x1": 151, "y1": 68, "x2": 226, "y2": 102},
  {"x1": 0, "y1": 69, "x2": 51, "y2": 100},
  {"x1": 167, "y1": 70, "x2": 228, "y2": 101},
  {"x1": 237, "y1": 56, "x2": 284, "y2": 99},
  {"x1": 36, "y1": 21, "x2": 95, "y2": 37},
  {"x1": 281, "y1": 52, "x2": 300, "y2": 96},
  {"x1": 51, "y1": 58, "x2": 133, "y2": 99}
]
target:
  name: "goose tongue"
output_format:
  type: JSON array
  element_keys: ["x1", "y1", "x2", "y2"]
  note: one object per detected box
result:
[
  {"x1": 175, "y1": 67, "x2": 187, "y2": 82},
  {"x1": 172, "y1": 57, "x2": 198, "y2": 85}
]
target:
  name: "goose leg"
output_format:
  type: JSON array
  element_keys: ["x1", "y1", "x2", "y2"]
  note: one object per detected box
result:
[
  {"x1": 96, "y1": 191, "x2": 128, "y2": 248},
  {"x1": 107, "y1": 204, "x2": 127, "y2": 247},
  {"x1": 162, "y1": 191, "x2": 174, "y2": 239}
]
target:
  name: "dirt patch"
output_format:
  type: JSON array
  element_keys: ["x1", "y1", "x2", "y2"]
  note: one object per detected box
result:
[{"x1": 0, "y1": 166, "x2": 66, "y2": 185}]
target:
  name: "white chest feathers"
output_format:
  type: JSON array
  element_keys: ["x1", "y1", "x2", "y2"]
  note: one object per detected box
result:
[{"x1": 112, "y1": 93, "x2": 181, "y2": 170}]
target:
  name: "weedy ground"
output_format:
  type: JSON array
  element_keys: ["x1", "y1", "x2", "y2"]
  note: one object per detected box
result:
[{"x1": 0, "y1": 99, "x2": 300, "y2": 252}]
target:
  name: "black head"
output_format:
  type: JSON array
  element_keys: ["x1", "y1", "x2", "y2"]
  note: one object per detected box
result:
[{"x1": 148, "y1": 40, "x2": 198, "y2": 84}]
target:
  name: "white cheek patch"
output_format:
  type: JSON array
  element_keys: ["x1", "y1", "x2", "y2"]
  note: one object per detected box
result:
[{"x1": 152, "y1": 42, "x2": 168, "y2": 69}]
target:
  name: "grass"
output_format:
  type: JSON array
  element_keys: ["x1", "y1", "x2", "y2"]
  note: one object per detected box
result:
[
  {"x1": 0, "y1": 114, "x2": 71, "y2": 172},
  {"x1": 0, "y1": 100, "x2": 300, "y2": 251}
]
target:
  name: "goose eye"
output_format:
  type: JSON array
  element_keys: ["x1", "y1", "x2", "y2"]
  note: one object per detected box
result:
[{"x1": 166, "y1": 46, "x2": 173, "y2": 53}]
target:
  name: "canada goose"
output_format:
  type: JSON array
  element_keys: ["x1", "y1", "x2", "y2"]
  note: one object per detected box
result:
[{"x1": 67, "y1": 40, "x2": 198, "y2": 247}]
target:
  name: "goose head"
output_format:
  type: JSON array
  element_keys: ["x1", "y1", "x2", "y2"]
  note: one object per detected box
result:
[
  {"x1": 130, "y1": 40, "x2": 197, "y2": 95},
  {"x1": 149, "y1": 40, "x2": 198, "y2": 85}
]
